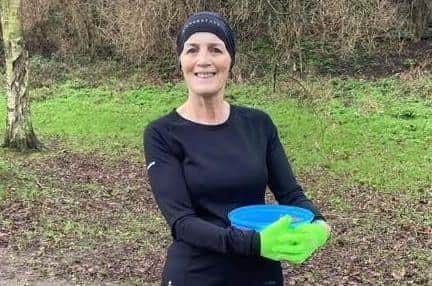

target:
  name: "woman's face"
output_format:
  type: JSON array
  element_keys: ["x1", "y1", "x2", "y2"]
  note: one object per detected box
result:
[{"x1": 180, "y1": 32, "x2": 231, "y2": 98}]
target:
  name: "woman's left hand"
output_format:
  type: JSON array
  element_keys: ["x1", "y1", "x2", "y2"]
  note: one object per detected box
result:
[
  {"x1": 284, "y1": 220, "x2": 330, "y2": 264},
  {"x1": 299, "y1": 220, "x2": 330, "y2": 247}
]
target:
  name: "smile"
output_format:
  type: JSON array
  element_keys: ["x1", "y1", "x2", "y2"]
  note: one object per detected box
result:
[{"x1": 194, "y1": 72, "x2": 216, "y2": 78}]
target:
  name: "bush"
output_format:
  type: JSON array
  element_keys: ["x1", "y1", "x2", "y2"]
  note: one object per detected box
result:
[{"x1": 15, "y1": 0, "x2": 431, "y2": 79}]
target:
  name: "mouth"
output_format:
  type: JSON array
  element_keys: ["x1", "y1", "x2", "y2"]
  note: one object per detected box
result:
[{"x1": 194, "y1": 72, "x2": 216, "y2": 78}]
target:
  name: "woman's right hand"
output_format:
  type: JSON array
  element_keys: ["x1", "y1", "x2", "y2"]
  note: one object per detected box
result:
[{"x1": 259, "y1": 216, "x2": 314, "y2": 262}]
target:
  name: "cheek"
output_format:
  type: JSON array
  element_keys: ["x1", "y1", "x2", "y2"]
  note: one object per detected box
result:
[
  {"x1": 181, "y1": 65, "x2": 194, "y2": 81},
  {"x1": 219, "y1": 57, "x2": 231, "y2": 73},
  {"x1": 179, "y1": 56, "x2": 192, "y2": 73},
  {"x1": 219, "y1": 59, "x2": 231, "y2": 77}
]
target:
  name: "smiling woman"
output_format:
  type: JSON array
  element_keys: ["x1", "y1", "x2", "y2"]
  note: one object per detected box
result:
[
  {"x1": 173, "y1": 11, "x2": 236, "y2": 125},
  {"x1": 143, "y1": 11, "x2": 330, "y2": 286}
]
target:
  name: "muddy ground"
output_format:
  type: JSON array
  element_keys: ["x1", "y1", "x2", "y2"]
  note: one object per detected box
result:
[{"x1": 0, "y1": 143, "x2": 431, "y2": 285}]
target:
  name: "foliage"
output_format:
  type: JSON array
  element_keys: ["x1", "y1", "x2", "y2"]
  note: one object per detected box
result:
[{"x1": 11, "y1": 0, "x2": 430, "y2": 80}]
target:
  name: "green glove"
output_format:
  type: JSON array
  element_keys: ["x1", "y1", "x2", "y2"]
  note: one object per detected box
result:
[
  {"x1": 283, "y1": 221, "x2": 330, "y2": 264},
  {"x1": 294, "y1": 221, "x2": 329, "y2": 248},
  {"x1": 276, "y1": 228, "x2": 316, "y2": 264},
  {"x1": 259, "y1": 216, "x2": 312, "y2": 262}
]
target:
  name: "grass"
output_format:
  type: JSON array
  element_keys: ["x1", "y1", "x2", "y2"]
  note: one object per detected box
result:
[
  {"x1": 1, "y1": 77, "x2": 431, "y2": 193},
  {"x1": 228, "y1": 79, "x2": 432, "y2": 193},
  {"x1": 0, "y1": 152, "x2": 47, "y2": 204}
]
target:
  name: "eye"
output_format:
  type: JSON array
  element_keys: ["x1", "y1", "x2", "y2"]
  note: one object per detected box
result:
[
  {"x1": 211, "y1": 47, "x2": 222, "y2": 53},
  {"x1": 186, "y1": 48, "x2": 198, "y2": 54}
]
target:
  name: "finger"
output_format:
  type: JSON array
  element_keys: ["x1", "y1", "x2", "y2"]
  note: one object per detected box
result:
[
  {"x1": 280, "y1": 232, "x2": 319, "y2": 249},
  {"x1": 288, "y1": 249, "x2": 315, "y2": 264},
  {"x1": 263, "y1": 215, "x2": 292, "y2": 232},
  {"x1": 261, "y1": 217, "x2": 289, "y2": 236},
  {"x1": 287, "y1": 243, "x2": 311, "y2": 253},
  {"x1": 273, "y1": 243, "x2": 309, "y2": 254},
  {"x1": 276, "y1": 215, "x2": 292, "y2": 227},
  {"x1": 271, "y1": 247, "x2": 315, "y2": 263},
  {"x1": 278, "y1": 232, "x2": 308, "y2": 243},
  {"x1": 286, "y1": 253, "x2": 307, "y2": 264},
  {"x1": 293, "y1": 223, "x2": 314, "y2": 233}
]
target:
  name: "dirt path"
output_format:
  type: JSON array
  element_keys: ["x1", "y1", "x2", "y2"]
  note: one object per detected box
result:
[
  {"x1": 1, "y1": 248, "x2": 72, "y2": 286},
  {"x1": 0, "y1": 248, "x2": 13, "y2": 281}
]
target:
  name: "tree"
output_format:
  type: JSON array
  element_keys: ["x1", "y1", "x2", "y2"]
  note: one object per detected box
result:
[
  {"x1": 1, "y1": 0, "x2": 42, "y2": 151},
  {"x1": 410, "y1": 0, "x2": 432, "y2": 41}
]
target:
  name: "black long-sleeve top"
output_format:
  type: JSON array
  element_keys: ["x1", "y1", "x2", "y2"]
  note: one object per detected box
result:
[{"x1": 143, "y1": 104, "x2": 324, "y2": 285}]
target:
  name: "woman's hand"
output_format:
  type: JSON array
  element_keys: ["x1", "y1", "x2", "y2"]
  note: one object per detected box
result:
[
  {"x1": 284, "y1": 220, "x2": 330, "y2": 264},
  {"x1": 259, "y1": 216, "x2": 312, "y2": 262},
  {"x1": 296, "y1": 220, "x2": 330, "y2": 247},
  {"x1": 260, "y1": 217, "x2": 330, "y2": 264}
]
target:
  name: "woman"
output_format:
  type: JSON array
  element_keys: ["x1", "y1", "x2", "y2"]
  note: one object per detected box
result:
[{"x1": 144, "y1": 11, "x2": 330, "y2": 286}]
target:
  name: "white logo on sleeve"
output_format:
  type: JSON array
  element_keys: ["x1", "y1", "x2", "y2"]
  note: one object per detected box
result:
[{"x1": 146, "y1": 161, "x2": 156, "y2": 170}]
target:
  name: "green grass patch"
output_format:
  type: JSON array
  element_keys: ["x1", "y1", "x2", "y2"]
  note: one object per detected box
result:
[
  {"x1": 0, "y1": 149, "x2": 49, "y2": 204},
  {"x1": 317, "y1": 79, "x2": 432, "y2": 192},
  {"x1": 224, "y1": 78, "x2": 432, "y2": 192},
  {"x1": 0, "y1": 80, "x2": 185, "y2": 153},
  {"x1": 1, "y1": 77, "x2": 431, "y2": 193}
]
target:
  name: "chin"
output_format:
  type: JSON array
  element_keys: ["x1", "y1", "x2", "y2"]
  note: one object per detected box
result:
[{"x1": 191, "y1": 87, "x2": 224, "y2": 98}]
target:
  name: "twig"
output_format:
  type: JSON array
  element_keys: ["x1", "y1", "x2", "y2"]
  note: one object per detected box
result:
[
  {"x1": 285, "y1": 75, "x2": 310, "y2": 97},
  {"x1": 265, "y1": 0, "x2": 290, "y2": 15},
  {"x1": 272, "y1": 62, "x2": 277, "y2": 93}
]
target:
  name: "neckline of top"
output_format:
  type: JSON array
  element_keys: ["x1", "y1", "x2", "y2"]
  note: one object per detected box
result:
[{"x1": 171, "y1": 103, "x2": 235, "y2": 129}]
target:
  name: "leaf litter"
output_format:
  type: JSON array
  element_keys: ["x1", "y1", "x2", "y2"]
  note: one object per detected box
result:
[{"x1": 0, "y1": 147, "x2": 431, "y2": 285}]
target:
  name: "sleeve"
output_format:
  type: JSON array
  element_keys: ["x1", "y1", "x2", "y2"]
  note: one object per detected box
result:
[
  {"x1": 143, "y1": 124, "x2": 261, "y2": 256},
  {"x1": 265, "y1": 115, "x2": 325, "y2": 221}
]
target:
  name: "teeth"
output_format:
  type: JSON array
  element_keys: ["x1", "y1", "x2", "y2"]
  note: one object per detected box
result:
[{"x1": 195, "y1": 73, "x2": 215, "y2": 78}]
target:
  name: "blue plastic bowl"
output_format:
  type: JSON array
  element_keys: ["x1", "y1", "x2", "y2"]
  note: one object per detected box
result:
[{"x1": 228, "y1": 204, "x2": 314, "y2": 231}]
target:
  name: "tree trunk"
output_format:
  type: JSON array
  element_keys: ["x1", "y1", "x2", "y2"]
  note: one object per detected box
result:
[
  {"x1": 1, "y1": 0, "x2": 42, "y2": 151},
  {"x1": 410, "y1": 0, "x2": 432, "y2": 41}
]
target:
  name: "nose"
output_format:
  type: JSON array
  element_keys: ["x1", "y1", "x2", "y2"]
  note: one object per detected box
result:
[{"x1": 196, "y1": 49, "x2": 211, "y2": 67}]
